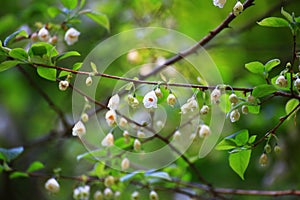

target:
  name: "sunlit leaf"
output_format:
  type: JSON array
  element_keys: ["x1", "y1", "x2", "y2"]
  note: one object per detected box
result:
[
  {"x1": 9, "y1": 171, "x2": 28, "y2": 179},
  {"x1": 0, "y1": 146, "x2": 24, "y2": 162},
  {"x1": 37, "y1": 67, "x2": 57, "y2": 81},
  {"x1": 26, "y1": 161, "x2": 44, "y2": 173},
  {"x1": 265, "y1": 59, "x2": 280, "y2": 72},
  {"x1": 248, "y1": 135, "x2": 257, "y2": 144},
  {"x1": 281, "y1": 7, "x2": 293, "y2": 23},
  {"x1": 0, "y1": 60, "x2": 21, "y2": 72},
  {"x1": 47, "y1": 7, "x2": 62, "y2": 18},
  {"x1": 84, "y1": 11, "x2": 110, "y2": 30},
  {"x1": 245, "y1": 61, "x2": 264, "y2": 74},
  {"x1": 120, "y1": 170, "x2": 144, "y2": 182},
  {"x1": 9, "y1": 48, "x2": 28, "y2": 61},
  {"x1": 285, "y1": 99, "x2": 299, "y2": 118},
  {"x1": 252, "y1": 84, "x2": 277, "y2": 98},
  {"x1": 145, "y1": 171, "x2": 172, "y2": 181},
  {"x1": 258, "y1": 17, "x2": 289, "y2": 28},
  {"x1": 61, "y1": 0, "x2": 78, "y2": 10},
  {"x1": 248, "y1": 105, "x2": 260, "y2": 114},
  {"x1": 229, "y1": 149, "x2": 251, "y2": 180},
  {"x1": 234, "y1": 130, "x2": 249, "y2": 146},
  {"x1": 215, "y1": 139, "x2": 237, "y2": 150},
  {"x1": 55, "y1": 51, "x2": 80, "y2": 61}
]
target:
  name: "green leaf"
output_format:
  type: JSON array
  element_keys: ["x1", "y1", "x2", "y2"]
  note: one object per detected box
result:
[
  {"x1": 9, "y1": 171, "x2": 28, "y2": 179},
  {"x1": 252, "y1": 84, "x2": 277, "y2": 98},
  {"x1": 234, "y1": 130, "x2": 249, "y2": 146},
  {"x1": 245, "y1": 61, "x2": 264, "y2": 74},
  {"x1": 79, "y1": 0, "x2": 86, "y2": 9},
  {"x1": 9, "y1": 48, "x2": 28, "y2": 61},
  {"x1": 281, "y1": 7, "x2": 293, "y2": 23},
  {"x1": 229, "y1": 149, "x2": 251, "y2": 180},
  {"x1": 258, "y1": 17, "x2": 289, "y2": 28},
  {"x1": 120, "y1": 170, "x2": 144, "y2": 182},
  {"x1": 248, "y1": 135, "x2": 257, "y2": 144},
  {"x1": 145, "y1": 171, "x2": 171, "y2": 181},
  {"x1": 248, "y1": 105, "x2": 260, "y2": 114},
  {"x1": 215, "y1": 139, "x2": 237, "y2": 150},
  {"x1": 4, "y1": 30, "x2": 28, "y2": 46},
  {"x1": 90, "y1": 62, "x2": 98, "y2": 73},
  {"x1": 26, "y1": 161, "x2": 44, "y2": 173},
  {"x1": 84, "y1": 11, "x2": 110, "y2": 30},
  {"x1": 55, "y1": 51, "x2": 80, "y2": 61},
  {"x1": 47, "y1": 7, "x2": 62, "y2": 18},
  {"x1": 37, "y1": 67, "x2": 57, "y2": 81},
  {"x1": 89, "y1": 162, "x2": 106, "y2": 178},
  {"x1": 0, "y1": 60, "x2": 21, "y2": 72},
  {"x1": 61, "y1": 0, "x2": 78, "y2": 10},
  {"x1": 29, "y1": 42, "x2": 58, "y2": 58},
  {"x1": 285, "y1": 98, "x2": 299, "y2": 116},
  {"x1": 0, "y1": 146, "x2": 24, "y2": 162},
  {"x1": 265, "y1": 59, "x2": 280, "y2": 72}
]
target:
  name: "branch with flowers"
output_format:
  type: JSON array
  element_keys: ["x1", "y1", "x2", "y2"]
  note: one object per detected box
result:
[{"x1": 1, "y1": 0, "x2": 300, "y2": 200}]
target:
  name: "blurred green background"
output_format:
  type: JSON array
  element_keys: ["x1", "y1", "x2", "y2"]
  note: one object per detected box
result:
[{"x1": 1, "y1": 0, "x2": 300, "y2": 199}]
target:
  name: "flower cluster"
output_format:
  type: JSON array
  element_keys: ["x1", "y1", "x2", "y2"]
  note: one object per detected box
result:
[
  {"x1": 34, "y1": 27, "x2": 80, "y2": 45},
  {"x1": 73, "y1": 185, "x2": 90, "y2": 200}
]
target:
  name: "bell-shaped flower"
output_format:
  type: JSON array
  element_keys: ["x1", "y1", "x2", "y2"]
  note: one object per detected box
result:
[
  {"x1": 105, "y1": 110, "x2": 117, "y2": 126},
  {"x1": 213, "y1": 0, "x2": 226, "y2": 8},
  {"x1": 211, "y1": 88, "x2": 221, "y2": 104},
  {"x1": 45, "y1": 178, "x2": 60, "y2": 193},
  {"x1": 107, "y1": 94, "x2": 120, "y2": 110},
  {"x1": 230, "y1": 109, "x2": 240, "y2": 123},
  {"x1": 101, "y1": 132, "x2": 114, "y2": 147},
  {"x1": 64, "y1": 27, "x2": 80, "y2": 45},
  {"x1": 167, "y1": 93, "x2": 176, "y2": 107},
  {"x1": 72, "y1": 121, "x2": 86, "y2": 136},
  {"x1": 199, "y1": 125, "x2": 211, "y2": 138},
  {"x1": 233, "y1": 1, "x2": 243, "y2": 16},
  {"x1": 38, "y1": 27, "x2": 50, "y2": 42},
  {"x1": 143, "y1": 91, "x2": 158, "y2": 108}
]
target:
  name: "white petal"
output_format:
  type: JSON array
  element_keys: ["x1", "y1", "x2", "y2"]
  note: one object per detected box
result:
[
  {"x1": 143, "y1": 91, "x2": 157, "y2": 108},
  {"x1": 108, "y1": 94, "x2": 120, "y2": 110}
]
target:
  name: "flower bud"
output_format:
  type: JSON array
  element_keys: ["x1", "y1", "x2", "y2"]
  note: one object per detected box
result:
[
  {"x1": 49, "y1": 35, "x2": 58, "y2": 44},
  {"x1": 167, "y1": 93, "x2": 176, "y2": 107},
  {"x1": 31, "y1": 32, "x2": 38, "y2": 42},
  {"x1": 155, "y1": 88, "x2": 163, "y2": 98},
  {"x1": 275, "y1": 75, "x2": 288, "y2": 87},
  {"x1": 108, "y1": 94, "x2": 120, "y2": 110},
  {"x1": 137, "y1": 130, "x2": 145, "y2": 138},
  {"x1": 73, "y1": 185, "x2": 90, "y2": 200},
  {"x1": 104, "y1": 188, "x2": 113, "y2": 199},
  {"x1": 230, "y1": 109, "x2": 240, "y2": 123},
  {"x1": 149, "y1": 190, "x2": 159, "y2": 200},
  {"x1": 114, "y1": 191, "x2": 121, "y2": 199},
  {"x1": 59, "y1": 80, "x2": 69, "y2": 91},
  {"x1": 101, "y1": 133, "x2": 114, "y2": 147},
  {"x1": 264, "y1": 144, "x2": 272, "y2": 154},
  {"x1": 81, "y1": 113, "x2": 89, "y2": 123},
  {"x1": 85, "y1": 76, "x2": 93, "y2": 86},
  {"x1": 274, "y1": 145, "x2": 281, "y2": 153},
  {"x1": 119, "y1": 117, "x2": 128, "y2": 127},
  {"x1": 241, "y1": 105, "x2": 249, "y2": 115},
  {"x1": 211, "y1": 88, "x2": 221, "y2": 104},
  {"x1": 123, "y1": 130, "x2": 130, "y2": 143},
  {"x1": 213, "y1": 0, "x2": 226, "y2": 8},
  {"x1": 134, "y1": 139, "x2": 141, "y2": 151},
  {"x1": 38, "y1": 27, "x2": 50, "y2": 42},
  {"x1": 200, "y1": 105, "x2": 209, "y2": 115},
  {"x1": 121, "y1": 157, "x2": 130, "y2": 171},
  {"x1": 93, "y1": 190, "x2": 103, "y2": 200},
  {"x1": 199, "y1": 125, "x2": 211, "y2": 138},
  {"x1": 247, "y1": 94, "x2": 255, "y2": 103},
  {"x1": 259, "y1": 153, "x2": 268, "y2": 167},
  {"x1": 233, "y1": 1, "x2": 243, "y2": 16},
  {"x1": 45, "y1": 178, "x2": 60, "y2": 193},
  {"x1": 131, "y1": 191, "x2": 139, "y2": 200},
  {"x1": 229, "y1": 93, "x2": 239, "y2": 104},
  {"x1": 64, "y1": 27, "x2": 80, "y2": 45},
  {"x1": 72, "y1": 121, "x2": 86, "y2": 136},
  {"x1": 173, "y1": 130, "x2": 181, "y2": 140},
  {"x1": 104, "y1": 176, "x2": 115, "y2": 187},
  {"x1": 127, "y1": 50, "x2": 140, "y2": 63},
  {"x1": 294, "y1": 78, "x2": 300, "y2": 90}
]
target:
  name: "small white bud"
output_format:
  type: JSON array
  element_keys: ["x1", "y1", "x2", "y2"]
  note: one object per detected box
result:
[
  {"x1": 275, "y1": 75, "x2": 288, "y2": 87},
  {"x1": 64, "y1": 27, "x2": 80, "y2": 45},
  {"x1": 104, "y1": 176, "x2": 115, "y2": 187},
  {"x1": 213, "y1": 0, "x2": 226, "y2": 8},
  {"x1": 85, "y1": 76, "x2": 93, "y2": 86},
  {"x1": 59, "y1": 80, "x2": 69, "y2": 91},
  {"x1": 101, "y1": 133, "x2": 114, "y2": 147},
  {"x1": 199, "y1": 125, "x2": 211, "y2": 138},
  {"x1": 38, "y1": 27, "x2": 50, "y2": 42},
  {"x1": 81, "y1": 113, "x2": 89, "y2": 123},
  {"x1": 173, "y1": 130, "x2": 181, "y2": 140},
  {"x1": 73, "y1": 185, "x2": 90, "y2": 200},
  {"x1": 247, "y1": 94, "x2": 255, "y2": 103},
  {"x1": 149, "y1": 190, "x2": 159, "y2": 200},
  {"x1": 155, "y1": 88, "x2": 163, "y2": 98},
  {"x1": 167, "y1": 93, "x2": 176, "y2": 107},
  {"x1": 242, "y1": 105, "x2": 249, "y2": 114},
  {"x1": 233, "y1": 1, "x2": 243, "y2": 16},
  {"x1": 229, "y1": 93, "x2": 239, "y2": 104},
  {"x1": 131, "y1": 191, "x2": 139, "y2": 200},
  {"x1": 211, "y1": 88, "x2": 221, "y2": 104},
  {"x1": 72, "y1": 121, "x2": 86, "y2": 136},
  {"x1": 134, "y1": 139, "x2": 141, "y2": 151},
  {"x1": 45, "y1": 178, "x2": 60, "y2": 193},
  {"x1": 127, "y1": 50, "x2": 140, "y2": 63},
  {"x1": 121, "y1": 157, "x2": 130, "y2": 171},
  {"x1": 137, "y1": 130, "x2": 145, "y2": 138},
  {"x1": 119, "y1": 117, "x2": 128, "y2": 127},
  {"x1": 294, "y1": 78, "x2": 300, "y2": 90},
  {"x1": 93, "y1": 190, "x2": 103, "y2": 200},
  {"x1": 114, "y1": 191, "x2": 121, "y2": 199},
  {"x1": 200, "y1": 105, "x2": 210, "y2": 115},
  {"x1": 230, "y1": 109, "x2": 240, "y2": 123},
  {"x1": 103, "y1": 188, "x2": 113, "y2": 199},
  {"x1": 49, "y1": 35, "x2": 58, "y2": 44},
  {"x1": 108, "y1": 94, "x2": 120, "y2": 110}
]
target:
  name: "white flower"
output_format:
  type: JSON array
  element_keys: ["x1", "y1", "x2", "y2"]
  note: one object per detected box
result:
[
  {"x1": 143, "y1": 90, "x2": 158, "y2": 108},
  {"x1": 229, "y1": 93, "x2": 239, "y2": 104},
  {"x1": 59, "y1": 80, "x2": 69, "y2": 91},
  {"x1": 134, "y1": 139, "x2": 141, "y2": 151},
  {"x1": 211, "y1": 88, "x2": 221, "y2": 104},
  {"x1": 64, "y1": 27, "x2": 80, "y2": 45},
  {"x1": 173, "y1": 130, "x2": 181, "y2": 140},
  {"x1": 93, "y1": 191, "x2": 103, "y2": 200},
  {"x1": 180, "y1": 97, "x2": 198, "y2": 114},
  {"x1": 45, "y1": 178, "x2": 60, "y2": 193},
  {"x1": 242, "y1": 105, "x2": 249, "y2": 114},
  {"x1": 38, "y1": 27, "x2": 50, "y2": 42},
  {"x1": 108, "y1": 94, "x2": 120, "y2": 110},
  {"x1": 121, "y1": 157, "x2": 130, "y2": 171},
  {"x1": 119, "y1": 117, "x2": 128, "y2": 127},
  {"x1": 105, "y1": 110, "x2": 117, "y2": 126},
  {"x1": 155, "y1": 88, "x2": 163, "y2": 98},
  {"x1": 131, "y1": 191, "x2": 140, "y2": 200},
  {"x1": 213, "y1": 0, "x2": 226, "y2": 8},
  {"x1": 73, "y1": 185, "x2": 90, "y2": 200},
  {"x1": 137, "y1": 130, "x2": 145, "y2": 138},
  {"x1": 149, "y1": 190, "x2": 159, "y2": 200},
  {"x1": 295, "y1": 78, "x2": 300, "y2": 90},
  {"x1": 72, "y1": 121, "x2": 86, "y2": 136},
  {"x1": 275, "y1": 75, "x2": 288, "y2": 87},
  {"x1": 233, "y1": 1, "x2": 244, "y2": 16},
  {"x1": 200, "y1": 105, "x2": 210, "y2": 115},
  {"x1": 104, "y1": 188, "x2": 113, "y2": 199},
  {"x1": 85, "y1": 76, "x2": 92, "y2": 86},
  {"x1": 104, "y1": 176, "x2": 115, "y2": 187},
  {"x1": 101, "y1": 133, "x2": 114, "y2": 147},
  {"x1": 81, "y1": 113, "x2": 89, "y2": 123},
  {"x1": 127, "y1": 49, "x2": 140, "y2": 63},
  {"x1": 230, "y1": 109, "x2": 240, "y2": 123},
  {"x1": 199, "y1": 125, "x2": 211, "y2": 138},
  {"x1": 167, "y1": 93, "x2": 176, "y2": 107}
]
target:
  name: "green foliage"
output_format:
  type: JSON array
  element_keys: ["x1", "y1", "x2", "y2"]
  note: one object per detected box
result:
[
  {"x1": 83, "y1": 11, "x2": 110, "y2": 31},
  {"x1": 26, "y1": 161, "x2": 45, "y2": 173},
  {"x1": 0, "y1": 60, "x2": 21, "y2": 72},
  {"x1": 61, "y1": 0, "x2": 78, "y2": 10},
  {"x1": 0, "y1": 146, "x2": 24, "y2": 162},
  {"x1": 252, "y1": 84, "x2": 277, "y2": 98},
  {"x1": 258, "y1": 17, "x2": 289, "y2": 28}
]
